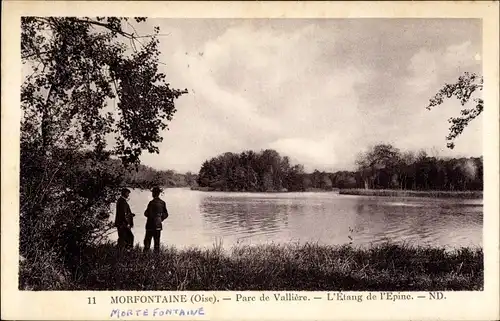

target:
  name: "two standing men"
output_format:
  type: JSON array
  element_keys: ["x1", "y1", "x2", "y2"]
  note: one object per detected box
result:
[{"x1": 115, "y1": 186, "x2": 169, "y2": 253}]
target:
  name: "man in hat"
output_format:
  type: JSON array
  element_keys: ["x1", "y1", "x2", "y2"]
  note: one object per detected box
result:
[
  {"x1": 143, "y1": 186, "x2": 169, "y2": 253},
  {"x1": 115, "y1": 188, "x2": 135, "y2": 249}
]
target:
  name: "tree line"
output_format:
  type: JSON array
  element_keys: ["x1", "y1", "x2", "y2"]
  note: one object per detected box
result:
[
  {"x1": 105, "y1": 158, "x2": 198, "y2": 189},
  {"x1": 196, "y1": 145, "x2": 483, "y2": 192}
]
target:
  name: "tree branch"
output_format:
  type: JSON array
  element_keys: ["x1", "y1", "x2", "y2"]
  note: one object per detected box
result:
[
  {"x1": 22, "y1": 50, "x2": 51, "y2": 60},
  {"x1": 73, "y1": 18, "x2": 135, "y2": 38}
]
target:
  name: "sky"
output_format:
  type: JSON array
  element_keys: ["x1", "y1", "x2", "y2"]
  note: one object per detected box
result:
[{"x1": 123, "y1": 18, "x2": 483, "y2": 173}]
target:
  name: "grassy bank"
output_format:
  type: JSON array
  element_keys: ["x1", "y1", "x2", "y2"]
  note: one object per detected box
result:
[
  {"x1": 338, "y1": 189, "x2": 483, "y2": 199},
  {"x1": 20, "y1": 242, "x2": 483, "y2": 291}
]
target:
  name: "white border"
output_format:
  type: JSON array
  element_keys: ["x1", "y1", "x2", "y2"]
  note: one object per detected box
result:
[{"x1": 2, "y1": 1, "x2": 499, "y2": 320}]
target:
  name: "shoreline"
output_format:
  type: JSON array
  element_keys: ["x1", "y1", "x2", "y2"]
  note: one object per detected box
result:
[
  {"x1": 19, "y1": 242, "x2": 483, "y2": 291},
  {"x1": 190, "y1": 186, "x2": 339, "y2": 193},
  {"x1": 190, "y1": 187, "x2": 483, "y2": 199},
  {"x1": 338, "y1": 189, "x2": 483, "y2": 199}
]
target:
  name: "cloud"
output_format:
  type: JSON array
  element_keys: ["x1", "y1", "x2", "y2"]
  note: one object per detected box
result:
[
  {"x1": 149, "y1": 22, "x2": 373, "y2": 172},
  {"x1": 444, "y1": 41, "x2": 478, "y2": 67},
  {"x1": 406, "y1": 49, "x2": 438, "y2": 93},
  {"x1": 137, "y1": 19, "x2": 482, "y2": 173},
  {"x1": 268, "y1": 132, "x2": 361, "y2": 172},
  {"x1": 269, "y1": 137, "x2": 337, "y2": 171},
  {"x1": 405, "y1": 40, "x2": 481, "y2": 93}
]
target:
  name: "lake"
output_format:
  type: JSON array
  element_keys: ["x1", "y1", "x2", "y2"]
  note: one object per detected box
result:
[{"x1": 108, "y1": 188, "x2": 483, "y2": 250}]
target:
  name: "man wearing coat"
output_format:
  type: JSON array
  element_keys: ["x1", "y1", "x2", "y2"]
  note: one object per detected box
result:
[
  {"x1": 115, "y1": 188, "x2": 135, "y2": 249},
  {"x1": 144, "y1": 186, "x2": 169, "y2": 253}
]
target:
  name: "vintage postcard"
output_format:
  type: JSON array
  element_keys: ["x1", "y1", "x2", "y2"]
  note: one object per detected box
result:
[{"x1": 1, "y1": 1, "x2": 499, "y2": 320}]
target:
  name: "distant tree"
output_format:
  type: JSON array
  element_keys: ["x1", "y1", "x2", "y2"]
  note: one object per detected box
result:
[
  {"x1": 184, "y1": 171, "x2": 197, "y2": 186},
  {"x1": 259, "y1": 149, "x2": 282, "y2": 190},
  {"x1": 302, "y1": 175, "x2": 313, "y2": 191},
  {"x1": 331, "y1": 171, "x2": 357, "y2": 189},
  {"x1": 320, "y1": 173, "x2": 333, "y2": 190},
  {"x1": 196, "y1": 144, "x2": 482, "y2": 194},
  {"x1": 286, "y1": 164, "x2": 306, "y2": 191},
  {"x1": 198, "y1": 150, "x2": 301, "y2": 192},
  {"x1": 355, "y1": 144, "x2": 401, "y2": 189},
  {"x1": 397, "y1": 151, "x2": 416, "y2": 190},
  {"x1": 197, "y1": 161, "x2": 212, "y2": 187},
  {"x1": 426, "y1": 72, "x2": 483, "y2": 149},
  {"x1": 311, "y1": 170, "x2": 322, "y2": 189},
  {"x1": 261, "y1": 171, "x2": 274, "y2": 192}
]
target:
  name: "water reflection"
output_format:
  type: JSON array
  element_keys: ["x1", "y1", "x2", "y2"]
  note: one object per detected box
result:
[
  {"x1": 200, "y1": 196, "x2": 294, "y2": 240},
  {"x1": 350, "y1": 197, "x2": 482, "y2": 248},
  {"x1": 109, "y1": 188, "x2": 482, "y2": 249}
]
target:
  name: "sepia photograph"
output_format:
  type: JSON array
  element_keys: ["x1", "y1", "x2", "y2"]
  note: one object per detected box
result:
[{"x1": 17, "y1": 16, "x2": 487, "y2": 293}]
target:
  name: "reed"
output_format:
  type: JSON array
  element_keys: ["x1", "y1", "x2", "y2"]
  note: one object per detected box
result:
[
  {"x1": 338, "y1": 189, "x2": 483, "y2": 199},
  {"x1": 20, "y1": 242, "x2": 483, "y2": 291}
]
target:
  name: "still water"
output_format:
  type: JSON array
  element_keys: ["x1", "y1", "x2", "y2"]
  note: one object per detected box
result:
[{"x1": 109, "y1": 188, "x2": 482, "y2": 249}]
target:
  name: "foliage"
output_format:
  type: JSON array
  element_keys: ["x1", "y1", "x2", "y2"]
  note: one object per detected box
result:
[
  {"x1": 426, "y1": 72, "x2": 483, "y2": 149},
  {"x1": 355, "y1": 144, "x2": 401, "y2": 189},
  {"x1": 21, "y1": 17, "x2": 187, "y2": 162},
  {"x1": 197, "y1": 149, "x2": 310, "y2": 192},
  {"x1": 354, "y1": 144, "x2": 483, "y2": 191},
  {"x1": 20, "y1": 17, "x2": 187, "y2": 289},
  {"x1": 105, "y1": 158, "x2": 198, "y2": 189},
  {"x1": 197, "y1": 145, "x2": 483, "y2": 192}
]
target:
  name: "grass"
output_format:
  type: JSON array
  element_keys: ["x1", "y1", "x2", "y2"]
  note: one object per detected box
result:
[
  {"x1": 20, "y1": 242, "x2": 483, "y2": 291},
  {"x1": 338, "y1": 189, "x2": 483, "y2": 199}
]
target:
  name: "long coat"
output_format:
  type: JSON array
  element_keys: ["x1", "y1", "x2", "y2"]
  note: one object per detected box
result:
[
  {"x1": 115, "y1": 196, "x2": 134, "y2": 228},
  {"x1": 144, "y1": 197, "x2": 169, "y2": 231}
]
